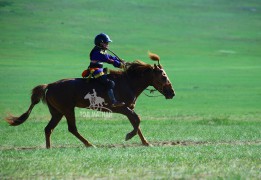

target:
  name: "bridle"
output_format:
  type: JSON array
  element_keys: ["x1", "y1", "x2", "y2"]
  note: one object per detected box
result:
[
  {"x1": 143, "y1": 66, "x2": 172, "y2": 98},
  {"x1": 143, "y1": 76, "x2": 170, "y2": 98}
]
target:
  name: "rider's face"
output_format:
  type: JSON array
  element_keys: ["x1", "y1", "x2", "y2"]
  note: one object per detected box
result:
[{"x1": 100, "y1": 42, "x2": 109, "y2": 50}]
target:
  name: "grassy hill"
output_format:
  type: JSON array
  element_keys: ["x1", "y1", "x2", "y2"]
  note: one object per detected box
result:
[{"x1": 1, "y1": 0, "x2": 260, "y2": 119}]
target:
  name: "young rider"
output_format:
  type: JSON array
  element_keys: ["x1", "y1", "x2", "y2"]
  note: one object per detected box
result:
[{"x1": 88, "y1": 33, "x2": 125, "y2": 107}]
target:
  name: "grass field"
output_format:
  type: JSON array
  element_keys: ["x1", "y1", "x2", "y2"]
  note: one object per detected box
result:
[{"x1": 1, "y1": 0, "x2": 261, "y2": 179}]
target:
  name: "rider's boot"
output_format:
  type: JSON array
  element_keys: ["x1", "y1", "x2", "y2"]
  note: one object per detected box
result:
[{"x1": 107, "y1": 89, "x2": 125, "y2": 107}]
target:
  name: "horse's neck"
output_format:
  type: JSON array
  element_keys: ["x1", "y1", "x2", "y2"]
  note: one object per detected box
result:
[
  {"x1": 110, "y1": 72, "x2": 150, "y2": 98},
  {"x1": 125, "y1": 75, "x2": 150, "y2": 97}
]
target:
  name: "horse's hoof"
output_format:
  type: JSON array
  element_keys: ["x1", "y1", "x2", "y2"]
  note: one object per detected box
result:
[
  {"x1": 125, "y1": 134, "x2": 130, "y2": 141},
  {"x1": 143, "y1": 142, "x2": 153, "y2": 147},
  {"x1": 85, "y1": 144, "x2": 96, "y2": 148},
  {"x1": 125, "y1": 133, "x2": 133, "y2": 141}
]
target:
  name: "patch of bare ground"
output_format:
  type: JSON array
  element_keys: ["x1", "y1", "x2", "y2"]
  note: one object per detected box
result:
[{"x1": 1, "y1": 140, "x2": 260, "y2": 151}]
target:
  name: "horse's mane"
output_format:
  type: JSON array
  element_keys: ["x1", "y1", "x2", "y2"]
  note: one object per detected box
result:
[{"x1": 109, "y1": 60, "x2": 153, "y2": 77}]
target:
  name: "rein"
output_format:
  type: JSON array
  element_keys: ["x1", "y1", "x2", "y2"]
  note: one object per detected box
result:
[{"x1": 143, "y1": 88, "x2": 163, "y2": 97}]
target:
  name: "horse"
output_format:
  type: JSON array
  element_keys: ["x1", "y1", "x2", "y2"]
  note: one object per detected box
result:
[{"x1": 5, "y1": 53, "x2": 175, "y2": 148}]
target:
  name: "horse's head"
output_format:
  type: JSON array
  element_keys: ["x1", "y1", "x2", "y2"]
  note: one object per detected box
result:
[
  {"x1": 148, "y1": 52, "x2": 175, "y2": 99},
  {"x1": 150, "y1": 64, "x2": 175, "y2": 99},
  {"x1": 122, "y1": 52, "x2": 175, "y2": 99},
  {"x1": 84, "y1": 93, "x2": 91, "y2": 100}
]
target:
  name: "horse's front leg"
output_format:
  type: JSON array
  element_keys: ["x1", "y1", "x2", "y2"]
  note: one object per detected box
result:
[
  {"x1": 126, "y1": 127, "x2": 150, "y2": 146},
  {"x1": 120, "y1": 107, "x2": 150, "y2": 145},
  {"x1": 125, "y1": 130, "x2": 137, "y2": 141},
  {"x1": 138, "y1": 127, "x2": 151, "y2": 146},
  {"x1": 118, "y1": 107, "x2": 139, "y2": 140}
]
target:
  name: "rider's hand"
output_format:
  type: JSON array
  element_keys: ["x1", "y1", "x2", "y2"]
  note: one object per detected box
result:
[{"x1": 120, "y1": 62, "x2": 125, "y2": 69}]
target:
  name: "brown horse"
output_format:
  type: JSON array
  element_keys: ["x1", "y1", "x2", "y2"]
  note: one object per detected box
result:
[{"x1": 5, "y1": 53, "x2": 175, "y2": 148}]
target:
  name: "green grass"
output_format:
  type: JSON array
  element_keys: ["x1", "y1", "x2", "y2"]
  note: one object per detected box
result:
[
  {"x1": 1, "y1": 145, "x2": 260, "y2": 179},
  {"x1": 1, "y1": 120, "x2": 261, "y2": 179},
  {"x1": 1, "y1": 0, "x2": 261, "y2": 179}
]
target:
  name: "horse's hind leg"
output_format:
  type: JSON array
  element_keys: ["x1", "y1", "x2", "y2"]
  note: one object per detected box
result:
[
  {"x1": 65, "y1": 109, "x2": 94, "y2": 147},
  {"x1": 45, "y1": 104, "x2": 63, "y2": 149}
]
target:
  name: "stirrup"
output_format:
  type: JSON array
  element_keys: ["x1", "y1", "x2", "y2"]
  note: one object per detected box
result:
[{"x1": 111, "y1": 101, "x2": 125, "y2": 107}]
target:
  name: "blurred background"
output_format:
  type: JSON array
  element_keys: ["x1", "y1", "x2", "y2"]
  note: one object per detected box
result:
[{"x1": 0, "y1": 0, "x2": 260, "y2": 121}]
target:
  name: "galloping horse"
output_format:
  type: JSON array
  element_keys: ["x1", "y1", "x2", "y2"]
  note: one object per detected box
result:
[{"x1": 6, "y1": 53, "x2": 175, "y2": 148}]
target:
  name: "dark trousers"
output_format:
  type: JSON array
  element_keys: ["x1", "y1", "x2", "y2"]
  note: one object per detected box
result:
[{"x1": 97, "y1": 75, "x2": 116, "y2": 103}]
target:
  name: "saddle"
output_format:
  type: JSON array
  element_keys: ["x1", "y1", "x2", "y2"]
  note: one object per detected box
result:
[{"x1": 81, "y1": 68, "x2": 109, "y2": 79}]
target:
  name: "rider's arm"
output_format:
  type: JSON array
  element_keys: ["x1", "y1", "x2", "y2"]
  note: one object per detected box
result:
[
  {"x1": 106, "y1": 54, "x2": 123, "y2": 68},
  {"x1": 92, "y1": 50, "x2": 123, "y2": 68}
]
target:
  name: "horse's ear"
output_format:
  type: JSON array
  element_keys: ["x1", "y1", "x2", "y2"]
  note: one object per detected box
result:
[
  {"x1": 153, "y1": 64, "x2": 159, "y2": 73},
  {"x1": 154, "y1": 64, "x2": 162, "y2": 70}
]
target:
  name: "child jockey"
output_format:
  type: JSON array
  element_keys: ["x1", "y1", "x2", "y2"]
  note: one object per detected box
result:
[{"x1": 88, "y1": 33, "x2": 125, "y2": 107}]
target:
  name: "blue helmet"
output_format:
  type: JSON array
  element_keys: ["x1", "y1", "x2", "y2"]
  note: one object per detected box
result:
[{"x1": 94, "y1": 33, "x2": 112, "y2": 46}]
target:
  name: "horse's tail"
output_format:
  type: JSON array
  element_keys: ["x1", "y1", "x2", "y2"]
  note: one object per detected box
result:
[{"x1": 5, "y1": 84, "x2": 48, "y2": 126}]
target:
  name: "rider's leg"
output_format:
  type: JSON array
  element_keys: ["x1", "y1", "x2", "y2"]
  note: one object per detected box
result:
[
  {"x1": 98, "y1": 75, "x2": 125, "y2": 107},
  {"x1": 107, "y1": 88, "x2": 116, "y2": 104}
]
